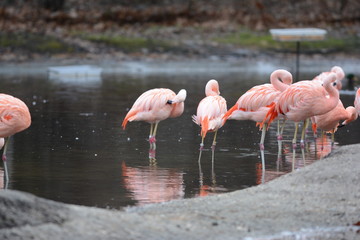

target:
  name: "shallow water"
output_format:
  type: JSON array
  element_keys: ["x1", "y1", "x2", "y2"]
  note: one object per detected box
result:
[{"x1": 1, "y1": 69, "x2": 359, "y2": 208}]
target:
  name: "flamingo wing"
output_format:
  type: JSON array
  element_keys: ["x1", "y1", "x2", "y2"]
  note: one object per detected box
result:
[
  {"x1": 193, "y1": 96, "x2": 227, "y2": 138},
  {"x1": 122, "y1": 89, "x2": 176, "y2": 129},
  {"x1": 278, "y1": 80, "x2": 338, "y2": 122},
  {"x1": 225, "y1": 84, "x2": 280, "y2": 124},
  {"x1": 237, "y1": 84, "x2": 279, "y2": 111}
]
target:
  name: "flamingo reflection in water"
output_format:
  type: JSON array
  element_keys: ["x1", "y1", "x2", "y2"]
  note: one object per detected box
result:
[
  {"x1": 0, "y1": 169, "x2": 5, "y2": 189},
  {"x1": 255, "y1": 163, "x2": 287, "y2": 185},
  {"x1": 122, "y1": 88, "x2": 187, "y2": 161},
  {"x1": 279, "y1": 134, "x2": 332, "y2": 170},
  {"x1": 312, "y1": 134, "x2": 334, "y2": 160},
  {"x1": 197, "y1": 159, "x2": 228, "y2": 197},
  {"x1": 121, "y1": 162, "x2": 184, "y2": 205}
]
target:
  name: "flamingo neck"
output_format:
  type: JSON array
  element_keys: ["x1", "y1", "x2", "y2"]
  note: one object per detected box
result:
[
  {"x1": 270, "y1": 69, "x2": 293, "y2": 92},
  {"x1": 323, "y1": 73, "x2": 339, "y2": 108}
]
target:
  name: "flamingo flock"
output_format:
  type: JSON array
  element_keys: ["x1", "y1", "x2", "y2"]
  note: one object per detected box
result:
[
  {"x1": 0, "y1": 65, "x2": 359, "y2": 190},
  {"x1": 123, "y1": 66, "x2": 360, "y2": 173}
]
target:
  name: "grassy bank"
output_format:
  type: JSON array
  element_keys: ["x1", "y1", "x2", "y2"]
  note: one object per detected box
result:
[{"x1": 0, "y1": 27, "x2": 359, "y2": 58}]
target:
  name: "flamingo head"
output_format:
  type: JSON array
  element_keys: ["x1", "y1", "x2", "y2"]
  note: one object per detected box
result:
[{"x1": 205, "y1": 79, "x2": 220, "y2": 96}]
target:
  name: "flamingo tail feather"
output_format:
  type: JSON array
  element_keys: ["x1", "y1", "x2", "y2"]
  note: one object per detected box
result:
[
  {"x1": 122, "y1": 110, "x2": 137, "y2": 129},
  {"x1": 263, "y1": 102, "x2": 278, "y2": 130},
  {"x1": 223, "y1": 103, "x2": 239, "y2": 122},
  {"x1": 201, "y1": 116, "x2": 209, "y2": 139}
]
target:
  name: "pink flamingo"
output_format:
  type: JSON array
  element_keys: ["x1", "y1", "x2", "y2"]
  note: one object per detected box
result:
[
  {"x1": 311, "y1": 66, "x2": 345, "y2": 137},
  {"x1": 0, "y1": 94, "x2": 31, "y2": 183},
  {"x1": 192, "y1": 79, "x2": 227, "y2": 162},
  {"x1": 122, "y1": 88, "x2": 187, "y2": 159},
  {"x1": 223, "y1": 69, "x2": 292, "y2": 176},
  {"x1": 223, "y1": 69, "x2": 293, "y2": 151},
  {"x1": 312, "y1": 100, "x2": 358, "y2": 146},
  {"x1": 265, "y1": 73, "x2": 339, "y2": 168},
  {"x1": 354, "y1": 88, "x2": 360, "y2": 116},
  {"x1": 312, "y1": 66, "x2": 345, "y2": 89}
]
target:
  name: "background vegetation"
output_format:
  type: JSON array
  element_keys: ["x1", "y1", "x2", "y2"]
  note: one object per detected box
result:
[{"x1": 0, "y1": 0, "x2": 359, "y2": 61}]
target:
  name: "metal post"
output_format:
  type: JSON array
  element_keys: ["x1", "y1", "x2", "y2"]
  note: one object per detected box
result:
[{"x1": 295, "y1": 41, "x2": 300, "y2": 82}]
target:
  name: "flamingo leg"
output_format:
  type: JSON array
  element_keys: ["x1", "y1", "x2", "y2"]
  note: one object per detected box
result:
[
  {"x1": 259, "y1": 123, "x2": 266, "y2": 175},
  {"x1": 149, "y1": 123, "x2": 154, "y2": 139},
  {"x1": 148, "y1": 123, "x2": 157, "y2": 160},
  {"x1": 301, "y1": 121, "x2": 307, "y2": 165},
  {"x1": 300, "y1": 119, "x2": 309, "y2": 149},
  {"x1": 149, "y1": 123, "x2": 154, "y2": 148},
  {"x1": 278, "y1": 119, "x2": 287, "y2": 141},
  {"x1": 259, "y1": 123, "x2": 267, "y2": 151},
  {"x1": 211, "y1": 131, "x2": 218, "y2": 151},
  {"x1": 331, "y1": 130, "x2": 335, "y2": 149},
  {"x1": 292, "y1": 122, "x2": 299, "y2": 171},
  {"x1": 2, "y1": 137, "x2": 10, "y2": 184},
  {"x1": 198, "y1": 136, "x2": 205, "y2": 163},
  {"x1": 151, "y1": 122, "x2": 159, "y2": 150},
  {"x1": 211, "y1": 131, "x2": 218, "y2": 183},
  {"x1": 277, "y1": 119, "x2": 286, "y2": 161}
]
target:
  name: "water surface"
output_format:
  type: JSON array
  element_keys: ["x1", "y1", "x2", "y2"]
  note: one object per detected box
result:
[{"x1": 1, "y1": 69, "x2": 359, "y2": 208}]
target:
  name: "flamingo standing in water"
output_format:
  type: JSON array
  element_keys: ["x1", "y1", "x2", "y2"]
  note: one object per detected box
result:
[
  {"x1": 312, "y1": 100, "x2": 358, "y2": 147},
  {"x1": 223, "y1": 69, "x2": 293, "y2": 150},
  {"x1": 265, "y1": 73, "x2": 339, "y2": 168},
  {"x1": 223, "y1": 69, "x2": 292, "y2": 175},
  {"x1": 311, "y1": 66, "x2": 345, "y2": 137},
  {"x1": 192, "y1": 79, "x2": 227, "y2": 163},
  {"x1": 354, "y1": 88, "x2": 360, "y2": 116},
  {"x1": 0, "y1": 94, "x2": 31, "y2": 183},
  {"x1": 122, "y1": 88, "x2": 187, "y2": 159}
]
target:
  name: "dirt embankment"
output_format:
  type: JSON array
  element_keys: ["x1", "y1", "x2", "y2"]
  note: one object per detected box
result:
[{"x1": 0, "y1": 0, "x2": 359, "y2": 63}]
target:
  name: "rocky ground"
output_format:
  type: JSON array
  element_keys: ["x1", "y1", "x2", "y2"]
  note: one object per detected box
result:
[{"x1": 0, "y1": 143, "x2": 359, "y2": 240}]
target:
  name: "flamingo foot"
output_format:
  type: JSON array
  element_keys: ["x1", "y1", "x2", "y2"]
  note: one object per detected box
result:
[
  {"x1": 199, "y1": 143, "x2": 204, "y2": 151},
  {"x1": 149, "y1": 136, "x2": 156, "y2": 144},
  {"x1": 300, "y1": 140, "x2": 305, "y2": 149}
]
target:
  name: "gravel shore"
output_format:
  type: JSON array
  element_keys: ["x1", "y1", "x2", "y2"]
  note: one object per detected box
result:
[{"x1": 0, "y1": 143, "x2": 359, "y2": 240}]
